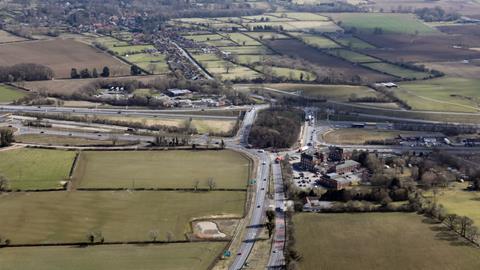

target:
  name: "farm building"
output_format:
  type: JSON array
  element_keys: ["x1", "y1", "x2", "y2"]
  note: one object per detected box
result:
[{"x1": 167, "y1": 89, "x2": 192, "y2": 97}]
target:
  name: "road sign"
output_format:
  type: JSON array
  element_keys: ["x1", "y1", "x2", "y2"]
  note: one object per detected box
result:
[
  {"x1": 249, "y1": 179, "x2": 256, "y2": 185},
  {"x1": 224, "y1": 250, "x2": 231, "y2": 257}
]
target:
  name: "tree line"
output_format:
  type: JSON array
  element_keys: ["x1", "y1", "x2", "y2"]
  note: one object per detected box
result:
[
  {"x1": 71, "y1": 67, "x2": 110, "y2": 79},
  {"x1": 0, "y1": 63, "x2": 54, "y2": 82}
]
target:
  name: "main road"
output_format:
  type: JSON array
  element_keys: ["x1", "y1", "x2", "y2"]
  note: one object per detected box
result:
[{"x1": 227, "y1": 105, "x2": 274, "y2": 270}]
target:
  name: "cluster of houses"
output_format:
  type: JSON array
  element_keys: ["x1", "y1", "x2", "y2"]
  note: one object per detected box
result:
[{"x1": 299, "y1": 146, "x2": 364, "y2": 190}]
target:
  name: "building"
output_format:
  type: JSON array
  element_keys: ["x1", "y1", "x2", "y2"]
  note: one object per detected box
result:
[
  {"x1": 329, "y1": 160, "x2": 360, "y2": 174},
  {"x1": 300, "y1": 151, "x2": 316, "y2": 171},
  {"x1": 167, "y1": 89, "x2": 192, "y2": 97},
  {"x1": 319, "y1": 173, "x2": 361, "y2": 190}
]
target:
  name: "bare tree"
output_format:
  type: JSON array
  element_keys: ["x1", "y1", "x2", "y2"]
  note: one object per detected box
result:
[
  {"x1": 166, "y1": 231, "x2": 174, "y2": 242},
  {"x1": 223, "y1": 61, "x2": 234, "y2": 74},
  {"x1": 149, "y1": 230, "x2": 159, "y2": 242},
  {"x1": 444, "y1": 214, "x2": 459, "y2": 231},
  {"x1": 466, "y1": 226, "x2": 479, "y2": 242},
  {"x1": 147, "y1": 63, "x2": 157, "y2": 74},
  {"x1": 193, "y1": 180, "x2": 200, "y2": 192},
  {"x1": 0, "y1": 175, "x2": 9, "y2": 191},
  {"x1": 459, "y1": 216, "x2": 474, "y2": 237},
  {"x1": 207, "y1": 178, "x2": 216, "y2": 190},
  {"x1": 110, "y1": 135, "x2": 119, "y2": 146}
]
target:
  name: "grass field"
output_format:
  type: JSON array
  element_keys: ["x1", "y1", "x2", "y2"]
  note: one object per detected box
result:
[
  {"x1": 74, "y1": 150, "x2": 250, "y2": 189},
  {"x1": 396, "y1": 77, "x2": 480, "y2": 112},
  {"x1": 18, "y1": 75, "x2": 166, "y2": 95},
  {"x1": 266, "y1": 67, "x2": 316, "y2": 81},
  {"x1": 0, "y1": 84, "x2": 27, "y2": 103},
  {"x1": 328, "y1": 13, "x2": 437, "y2": 34},
  {"x1": 328, "y1": 49, "x2": 379, "y2": 63},
  {"x1": 332, "y1": 36, "x2": 375, "y2": 49},
  {"x1": 426, "y1": 182, "x2": 480, "y2": 225},
  {"x1": 0, "y1": 190, "x2": 245, "y2": 244},
  {"x1": 0, "y1": 39, "x2": 130, "y2": 78},
  {"x1": 217, "y1": 46, "x2": 271, "y2": 55},
  {"x1": 15, "y1": 134, "x2": 133, "y2": 147},
  {"x1": 225, "y1": 33, "x2": 262, "y2": 46},
  {"x1": 0, "y1": 148, "x2": 76, "y2": 190},
  {"x1": 263, "y1": 83, "x2": 378, "y2": 101},
  {"x1": 109, "y1": 45, "x2": 156, "y2": 56},
  {"x1": 294, "y1": 213, "x2": 480, "y2": 270},
  {"x1": 245, "y1": 32, "x2": 290, "y2": 40},
  {"x1": 269, "y1": 12, "x2": 329, "y2": 21},
  {"x1": 0, "y1": 243, "x2": 225, "y2": 270},
  {"x1": 290, "y1": 33, "x2": 340, "y2": 49},
  {"x1": 363, "y1": 62, "x2": 431, "y2": 79},
  {"x1": 322, "y1": 128, "x2": 440, "y2": 145}
]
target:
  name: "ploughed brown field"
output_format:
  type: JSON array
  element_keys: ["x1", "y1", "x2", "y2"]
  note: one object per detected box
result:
[
  {"x1": 0, "y1": 39, "x2": 131, "y2": 78},
  {"x1": 360, "y1": 33, "x2": 480, "y2": 62},
  {"x1": 437, "y1": 24, "x2": 480, "y2": 47},
  {"x1": 265, "y1": 39, "x2": 394, "y2": 83}
]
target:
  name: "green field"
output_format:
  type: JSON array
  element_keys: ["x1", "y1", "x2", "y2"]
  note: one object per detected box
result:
[
  {"x1": 267, "y1": 12, "x2": 329, "y2": 21},
  {"x1": 245, "y1": 32, "x2": 290, "y2": 40},
  {"x1": 328, "y1": 13, "x2": 437, "y2": 34},
  {"x1": 0, "y1": 242, "x2": 225, "y2": 270},
  {"x1": 263, "y1": 67, "x2": 316, "y2": 81},
  {"x1": 396, "y1": 77, "x2": 480, "y2": 112},
  {"x1": 0, "y1": 84, "x2": 27, "y2": 103},
  {"x1": 217, "y1": 46, "x2": 271, "y2": 55},
  {"x1": 235, "y1": 54, "x2": 268, "y2": 65},
  {"x1": 0, "y1": 190, "x2": 245, "y2": 244},
  {"x1": 332, "y1": 36, "x2": 375, "y2": 49},
  {"x1": 328, "y1": 48, "x2": 379, "y2": 63},
  {"x1": 291, "y1": 33, "x2": 340, "y2": 49},
  {"x1": 124, "y1": 53, "x2": 166, "y2": 63},
  {"x1": 74, "y1": 150, "x2": 250, "y2": 189},
  {"x1": 262, "y1": 83, "x2": 378, "y2": 101},
  {"x1": 110, "y1": 45, "x2": 155, "y2": 56},
  {"x1": 95, "y1": 36, "x2": 129, "y2": 47},
  {"x1": 183, "y1": 34, "x2": 224, "y2": 42},
  {"x1": 426, "y1": 182, "x2": 480, "y2": 225},
  {"x1": 294, "y1": 213, "x2": 480, "y2": 270},
  {"x1": 245, "y1": 20, "x2": 340, "y2": 32},
  {"x1": 15, "y1": 134, "x2": 133, "y2": 147},
  {"x1": 0, "y1": 148, "x2": 76, "y2": 190},
  {"x1": 225, "y1": 33, "x2": 262, "y2": 46},
  {"x1": 363, "y1": 62, "x2": 430, "y2": 79}
]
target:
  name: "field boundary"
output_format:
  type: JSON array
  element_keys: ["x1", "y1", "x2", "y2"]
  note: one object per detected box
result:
[{"x1": 0, "y1": 239, "x2": 229, "y2": 249}]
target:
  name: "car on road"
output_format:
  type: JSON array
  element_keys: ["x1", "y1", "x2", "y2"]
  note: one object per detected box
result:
[
  {"x1": 262, "y1": 161, "x2": 266, "y2": 165},
  {"x1": 257, "y1": 205, "x2": 261, "y2": 208}
]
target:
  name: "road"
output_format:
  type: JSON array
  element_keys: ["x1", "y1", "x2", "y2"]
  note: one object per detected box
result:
[
  {"x1": 267, "y1": 160, "x2": 286, "y2": 269},
  {"x1": 0, "y1": 105, "x2": 243, "y2": 120},
  {"x1": 228, "y1": 106, "x2": 273, "y2": 270},
  {"x1": 170, "y1": 41, "x2": 214, "y2": 80}
]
